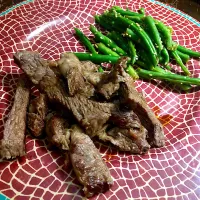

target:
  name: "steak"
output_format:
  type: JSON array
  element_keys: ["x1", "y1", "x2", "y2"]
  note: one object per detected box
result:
[
  {"x1": 27, "y1": 94, "x2": 48, "y2": 137},
  {"x1": 0, "y1": 76, "x2": 30, "y2": 159},
  {"x1": 70, "y1": 125, "x2": 113, "y2": 197},
  {"x1": 117, "y1": 57, "x2": 165, "y2": 147},
  {"x1": 14, "y1": 51, "x2": 115, "y2": 137},
  {"x1": 45, "y1": 114, "x2": 70, "y2": 150},
  {"x1": 58, "y1": 53, "x2": 95, "y2": 97}
]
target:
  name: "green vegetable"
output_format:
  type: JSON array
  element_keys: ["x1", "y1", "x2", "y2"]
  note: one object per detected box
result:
[
  {"x1": 74, "y1": 28, "x2": 97, "y2": 54},
  {"x1": 136, "y1": 68, "x2": 200, "y2": 85},
  {"x1": 176, "y1": 50, "x2": 190, "y2": 64},
  {"x1": 124, "y1": 28, "x2": 138, "y2": 42},
  {"x1": 138, "y1": 7, "x2": 145, "y2": 15},
  {"x1": 155, "y1": 20, "x2": 175, "y2": 50},
  {"x1": 124, "y1": 15, "x2": 143, "y2": 23},
  {"x1": 143, "y1": 16, "x2": 163, "y2": 53},
  {"x1": 170, "y1": 50, "x2": 190, "y2": 76},
  {"x1": 73, "y1": 53, "x2": 119, "y2": 64},
  {"x1": 177, "y1": 45, "x2": 200, "y2": 58},
  {"x1": 96, "y1": 43, "x2": 120, "y2": 56},
  {"x1": 107, "y1": 31, "x2": 128, "y2": 52},
  {"x1": 111, "y1": 6, "x2": 145, "y2": 17},
  {"x1": 103, "y1": 12, "x2": 158, "y2": 66},
  {"x1": 98, "y1": 66, "x2": 104, "y2": 72},
  {"x1": 128, "y1": 41, "x2": 137, "y2": 65},
  {"x1": 90, "y1": 25, "x2": 127, "y2": 56},
  {"x1": 160, "y1": 48, "x2": 170, "y2": 66},
  {"x1": 125, "y1": 65, "x2": 139, "y2": 80}
]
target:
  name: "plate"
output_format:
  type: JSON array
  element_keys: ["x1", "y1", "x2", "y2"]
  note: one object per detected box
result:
[{"x1": 0, "y1": 0, "x2": 200, "y2": 200}]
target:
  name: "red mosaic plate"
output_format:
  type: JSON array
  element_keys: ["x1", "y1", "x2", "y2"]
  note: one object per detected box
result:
[{"x1": 0, "y1": 0, "x2": 200, "y2": 200}]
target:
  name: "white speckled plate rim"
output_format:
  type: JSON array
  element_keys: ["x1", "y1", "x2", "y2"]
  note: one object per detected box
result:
[{"x1": 0, "y1": 0, "x2": 199, "y2": 199}]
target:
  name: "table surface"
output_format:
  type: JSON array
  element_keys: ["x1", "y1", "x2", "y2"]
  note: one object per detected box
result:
[{"x1": 0, "y1": 0, "x2": 200, "y2": 21}]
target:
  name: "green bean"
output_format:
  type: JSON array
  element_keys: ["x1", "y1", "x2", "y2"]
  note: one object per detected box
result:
[
  {"x1": 124, "y1": 28, "x2": 138, "y2": 42},
  {"x1": 124, "y1": 15, "x2": 143, "y2": 23},
  {"x1": 94, "y1": 15, "x2": 115, "y2": 32},
  {"x1": 125, "y1": 65, "x2": 139, "y2": 80},
  {"x1": 160, "y1": 48, "x2": 170, "y2": 66},
  {"x1": 106, "y1": 31, "x2": 128, "y2": 52},
  {"x1": 138, "y1": 7, "x2": 145, "y2": 15},
  {"x1": 90, "y1": 25, "x2": 127, "y2": 56},
  {"x1": 170, "y1": 50, "x2": 190, "y2": 76},
  {"x1": 177, "y1": 45, "x2": 200, "y2": 58},
  {"x1": 73, "y1": 53, "x2": 119, "y2": 64},
  {"x1": 96, "y1": 43, "x2": 120, "y2": 56},
  {"x1": 155, "y1": 20, "x2": 175, "y2": 50},
  {"x1": 111, "y1": 6, "x2": 145, "y2": 17},
  {"x1": 74, "y1": 28, "x2": 97, "y2": 54},
  {"x1": 176, "y1": 50, "x2": 190, "y2": 64},
  {"x1": 98, "y1": 66, "x2": 104, "y2": 72},
  {"x1": 143, "y1": 16, "x2": 163, "y2": 53},
  {"x1": 136, "y1": 68, "x2": 200, "y2": 85},
  {"x1": 104, "y1": 12, "x2": 158, "y2": 66},
  {"x1": 128, "y1": 41, "x2": 137, "y2": 65}
]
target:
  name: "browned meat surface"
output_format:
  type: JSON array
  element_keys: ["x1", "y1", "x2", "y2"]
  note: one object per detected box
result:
[
  {"x1": 96, "y1": 62, "x2": 125, "y2": 100},
  {"x1": 117, "y1": 57, "x2": 165, "y2": 147},
  {"x1": 27, "y1": 94, "x2": 48, "y2": 137},
  {"x1": 70, "y1": 125, "x2": 113, "y2": 197},
  {"x1": 14, "y1": 51, "x2": 165, "y2": 153},
  {"x1": 45, "y1": 114, "x2": 70, "y2": 150},
  {"x1": 14, "y1": 51, "x2": 115, "y2": 138},
  {"x1": 102, "y1": 108, "x2": 150, "y2": 154},
  {"x1": 0, "y1": 77, "x2": 30, "y2": 159},
  {"x1": 81, "y1": 61, "x2": 105, "y2": 86},
  {"x1": 58, "y1": 53, "x2": 95, "y2": 97}
]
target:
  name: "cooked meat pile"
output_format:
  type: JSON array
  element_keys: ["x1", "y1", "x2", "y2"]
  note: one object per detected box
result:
[
  {"x1": 70, "y1": 125, "x2": 113, "y2": 197},
  {"x1": 0, "y1": 76, "x2": 30, "y2": 159},
  {"x1": 0, "y1": 50, "x2": 165, "y2": 197},
  {"x1": 27, "y1": 94, "x2": 48, "y2": 137}
]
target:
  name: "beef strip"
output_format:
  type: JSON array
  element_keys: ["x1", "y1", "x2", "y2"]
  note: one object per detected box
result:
[
  {"x1": 45, "y1": 114, "x2": 70, "y2": 150},
  {"x1": 14, "y1": 51, "x2": 115, "y2": 137},
  {"x1": 81, "y1": 61, "x2": 106, "y2": 86},
  {"x1": 27, "y1": 94, "x2": 48, "y2": 137},
  {"x1": 101, "y1": 108, "x2": 150, "y2": 154},
  {"x1": 0, "y1": 76, "x2": 30, "y2": 159},
  {"x1": 98, "y1": 126, "x2": 149, "y2": 154},
  {"x1": 58, "y1": 53, "x2": 95, "y2": 97},
  {"x1": 70, "y1": 125, "x2": 113, "y2": 197},
  {"x1": 96, "y1": 59, "x2": 126, "y2": 100},
  {"x1": 117, "y1": 57, "x2": 165, "y2": 147}
]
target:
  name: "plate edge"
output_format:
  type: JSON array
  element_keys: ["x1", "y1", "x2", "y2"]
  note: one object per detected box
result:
[
  {"x1": 0, "y1": 0, "x2": 34, "y2": 17},
  {"x1": 149, "y1": 0, "x2": 200, "y2": 27}
]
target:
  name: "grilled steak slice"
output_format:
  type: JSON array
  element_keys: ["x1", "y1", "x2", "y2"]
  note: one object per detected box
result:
[
  {"x1": 81, "y1": 61, "x2": 106, "y2": 86},
  {"x1": 66, "y1": 94, "x2": 114, "y2": 137},
  {"x1": 117, "y1": 57, "x2": 165, "y2": 147},
  {"x1": 45, "y1": 114, "x2": 70, "y2": 150},
  {"x1": 70, "y1": 125, "x2": 113, "y2": 197},
  {"x1": 0, "y1": 77, "x2": 30, "y2": 159},
  {"x1": 97, "y1": 62, "x2": 125, "y2": 100},
  {"x1": 27, "y1": 94, "x2": 48, "y2": 137},
  {"x1": 14, "y1": 51, "x2": 114, "y2": 137},
  {"x1": 58, "y1": 53, "x2": 95, "y2": 97},
  {"x1": 104, "y1": 109, "x2": 150, "y2": 154}
]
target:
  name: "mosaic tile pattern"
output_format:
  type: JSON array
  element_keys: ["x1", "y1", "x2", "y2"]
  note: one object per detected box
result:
[{"x1": 0, "y1": 0, "x2": 200, "y2": 199}]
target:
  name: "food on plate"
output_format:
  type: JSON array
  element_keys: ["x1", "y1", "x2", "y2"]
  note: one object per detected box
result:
[
  {"x1": 70, "y1": 125, "x2": 113, "y2": 197},
  {"x1": 0, "y1": 76, "x2": 30, "y2": 159},
  {"x1": 2, "y1": 5, "x2": 200, "y2": 197},
  {"x1": 45, "y1": 114, "x2": 70, "y2": 151},
  {"x1": 27, "y1": 94, "x2": 48, "y2": 137},
  {"x1": 74, "y1": 6, "x2": 200, "y2": 91}
]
